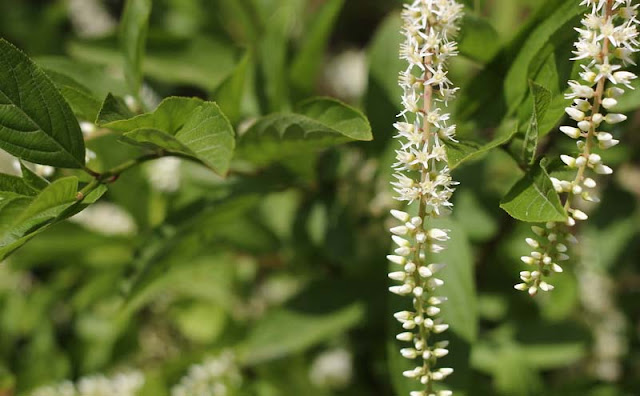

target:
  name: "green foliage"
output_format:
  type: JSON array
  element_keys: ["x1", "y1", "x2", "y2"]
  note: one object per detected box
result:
[{"x1": 0, "y1": 1, "x2": 639, "y2": 396}]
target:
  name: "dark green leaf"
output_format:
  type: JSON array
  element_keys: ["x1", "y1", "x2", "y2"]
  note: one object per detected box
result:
[
  {"x1": 236, "y1": 97, "x2": 372, "y2": 165},
  {"x1": 120, "y1": 0, "x2": 152, "y2": 96},
  {"x1": 0, "y1": 173, "x2": 39, "y2": 197},
  {"x1": 0, "y1": 39, "x2": 85, "y2": 168},
  {"x1": 500, "y1": 160, "x2": 567, "y2": 222}
]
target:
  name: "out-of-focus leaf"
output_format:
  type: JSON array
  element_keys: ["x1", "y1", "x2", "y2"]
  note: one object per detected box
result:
[
  {"x1": 120, "y1": 0, "x2": 152, "y2": 95},
  {"x1": 446, "y1": 119, "x2": 518, "y2": 169},
  {"x1": 68, "y1": 35, "x2": 238, "y2": 92},
  {"x1": 19, "y1": 162, "x2": 49, "y2": 191},
  {"x1": 0, "y1": 173, "x2": 39, "y2": 197},
  {"x1": 236, "y1": 97, "x2": 372, "y2": 165},
  {"x1": 0, "y1": 39, "x2": 85, "y2": 168},
  {"x1": 500, "y1": 160, "x2": 567, "y2": 222},
  {"x1": 214, "y1": 51, "x2": 251, "y2": 124},
  {"x1": 290, "y1": 0, "x2": 345, "y2": 94},
  {"x1": 458, "y1": 15, "x2": 500, "y2": 63},
  {"x1": 238, "y1": 302, "x2": 364, "y2": 364}
]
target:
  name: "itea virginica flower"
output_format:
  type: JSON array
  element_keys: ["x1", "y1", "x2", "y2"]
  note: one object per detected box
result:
[
  {"x1": 515, "y1": 0, "x2": 639, "y2": 296},
  {"x1": 388, "y1": 1, "x2": 463, "y2": 395}
]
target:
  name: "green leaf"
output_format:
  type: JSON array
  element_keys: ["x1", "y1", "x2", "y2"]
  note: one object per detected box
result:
[
  {"x1": 0, "y1": 177, "x2": 79, "y2": 259},
  {"x1": 445, "y1": 119, "x2": 519, "y2": 169},
  {"x1": 115, "y1": 99, "x2": 235, "y2": 175},
  {"x1": 214, "y1": 51, "x2": 251, "y2": 124},
  {"x1": 289, "y1": 0, "x2": 345, "y2": 94},
  {"x1": 458, "y1": 14, "x2": 500, "y2": 63},
  {"x1": 521, "y1": 82, "x2": 552, "y2": 166},
  {"x1": 120, "y1": 0, "x2": 152, "y2": 96},
  {"x1": 0, "y1": 39, "x2": 86, "y2": 168},
  {"x1": 236, "y1": 97, "x2": 372, "y2": 165},
  {"x1": 238, "y1": 303, "x2": 364, "y2": 364},
  {"x1": 500, "y1": 160, "x2": 567, "y2": 222},
  {"x1": 96, "y1": 93, "x2": 136, "y2": 125}
]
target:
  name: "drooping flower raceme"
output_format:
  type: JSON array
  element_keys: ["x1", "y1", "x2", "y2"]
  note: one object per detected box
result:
[
  {"x1": 388, "y1": 1, "x2": 463, "y2": 395},
  {"x1": 516, "y1": 0, "x2": 639, "y2": 296}
]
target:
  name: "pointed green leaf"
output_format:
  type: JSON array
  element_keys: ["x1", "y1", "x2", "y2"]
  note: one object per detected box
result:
[
  {"x1": 236, "y1": 97, "x2": 372, "y2": 165},
  {"x1": 0, "y1": 39, "x2": 85, "y2": 168},
  {"x1": 214, "y1": 52, "x2": 251, "y2": 124},
  {"x1": 43, "y1": 68, "x2": 103, "y2": 121},
  {"x1": 500, "y1": 160, "x2": 568, "y2": 222},
  {"x1": 120, "y1": 0, "x2": 152, "y2": 95},
  {"x1": 100, "y1": 96, "x2": 203, "y2": 132}
]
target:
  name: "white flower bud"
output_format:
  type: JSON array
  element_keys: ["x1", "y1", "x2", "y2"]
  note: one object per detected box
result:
[
  {"x1": 390, "y1": 226, "x2": 408, "y2": 235},
  {"x1": 599, "y1": 138, "x2": 619, "y2": 149},
  {"x1": 401, "y1": 348, "x2": 418, "y2": 359},
  {"x1": 572, "y1": 209, "x2": 588, "y2": 220},
  {"x1": 560, "y1": 126, "x2": 581, "y2": 138},
  {"x1": 433, "y1": 324, "x2": 449, "y2": 333},
  {"x1": 396, "y1": 332, "x2": 413, "y2": 342},
  {"x1": 404, "y1": 262, "x2": 417, "y2": 273},
  {"x1": 605, "y1": 113, "x2": 627, "y2": 124},
  {"x1": 395, "y1": 246, "x2": 412, "y2": 256},
  {"x1": 601, "y1": 97, "x2": 617, "y2": 109},
  {"x1": 525, "y1": 238, "x2": 539, "y2": 248},
  {"x1": 591, "y1": 113, "x2": 604, "y2": 125},
  {"x1": 539, "y1": 281, "x2": 554, "y2": 292},
  {"x1": 575, "y1": 156, "x2": 587, "y2": 167},
  {"x1": 577, "y1": 120, "x2": 592, "y2": 131},
  {"x1": 588, "y1": 153, "x2": 601, "y2": 165},
  {"x1": 565, "y1": 107, "x2": 585, "y2": 121},
  {"x1": 561, "y1": 155, "x2": 577, "y2": 167},
  {"x1": 514, "y1": 283, "x2": 528, "y2": 291},
  {"x1": 426, "y1": 306, "x2": 441, "y2": 316},
  {"x1": 418, "y1": 266, "x2": 433, "y2": 278},
  {"x1": 387, "y1": 255, "x2": 407, "y2": 265},
  {"x1": 594, "y1": 163, "x2": 613, "y2": 174},
  {"x1": 392, "y1": 235, "x2": 410, "y2": 247},
  {"x1": 390, "y1": 209, "x2": 410, "y2": 222},
  {"x1": 551, "y1": 263, "x2": 563, "y2": 273},
  {"x1": 388, "y1": 271, "x2": 406, "y2": 281},
  {"x1": 433, "y1": 348, "x2": 449, "y2": 358},
  {"x1": 583, "y1": 178, "x2": 597, "y2": 188}
]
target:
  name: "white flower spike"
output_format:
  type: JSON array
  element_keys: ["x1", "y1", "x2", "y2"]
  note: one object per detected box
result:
[
  {"x1": 516, "y1": 0, "x2": 639, "y2": 295},
  {"x1": 389, "y1": 1, "x2": 463, "y2": 395}
]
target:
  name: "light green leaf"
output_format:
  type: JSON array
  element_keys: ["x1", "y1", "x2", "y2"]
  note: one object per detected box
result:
[
  {"x1": 115, "y1": 99, "x2": 235, "y2": 175},
  {"x1": 446, "y1": 119, "x2": 519, "y2": 169},
  {"x1": 0, "y1": 39, "x2": 86, "y2": 168},
  {"x1": 236, "y1": 97, "x2": 372, "y2": 165},
  {"x1": 290, "y1": 0, "x2": 345, "y2": 94},
  {"x1": 0, "y1": 177, "x2": 79, "y2": 259},
  {"x1": 238, "y1": 303, "x2": 364, "y2": 364},
  {"x1": 120, "y1": 0, "x2": 152, "y2": 96},
  {"x1": 500, "y1": 160, "x2": 567, "y2": 222}
]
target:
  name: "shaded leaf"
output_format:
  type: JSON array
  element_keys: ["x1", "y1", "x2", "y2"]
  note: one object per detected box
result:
[
  {"x1": 96, "y1": 93, "x2": 135, "y2": 125},
  {"x1": 214, "y1": 51, "x2": 251, "y2": 124},
  {"x1": 521, "y1": 82, "x2": 552, "y2": 166},
  {"x1": 458, "y1": 14, "x2": 500, "y2": 63},
  {"x1": 446, "y1": 119, "x2": 519, "y2": 169}
]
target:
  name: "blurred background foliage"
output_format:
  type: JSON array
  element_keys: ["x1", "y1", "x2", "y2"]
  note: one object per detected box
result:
[{"x1": 0, "y1": 0, "x2": 639, "y2": 395}]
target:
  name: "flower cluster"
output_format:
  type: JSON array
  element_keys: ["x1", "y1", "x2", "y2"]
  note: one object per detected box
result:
[
  {"x1": 30, "y1": 371, "x2": 144, "y2": 396},
  {"x1": 516, "y1": 0, "x2": 638, "y2": 295},
  {"x1": 171, "y1": 351, "x2": 242, "y2": 396},
  {"x1": 388, "y1": 1, "x2": 463, "y2": 395}
]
